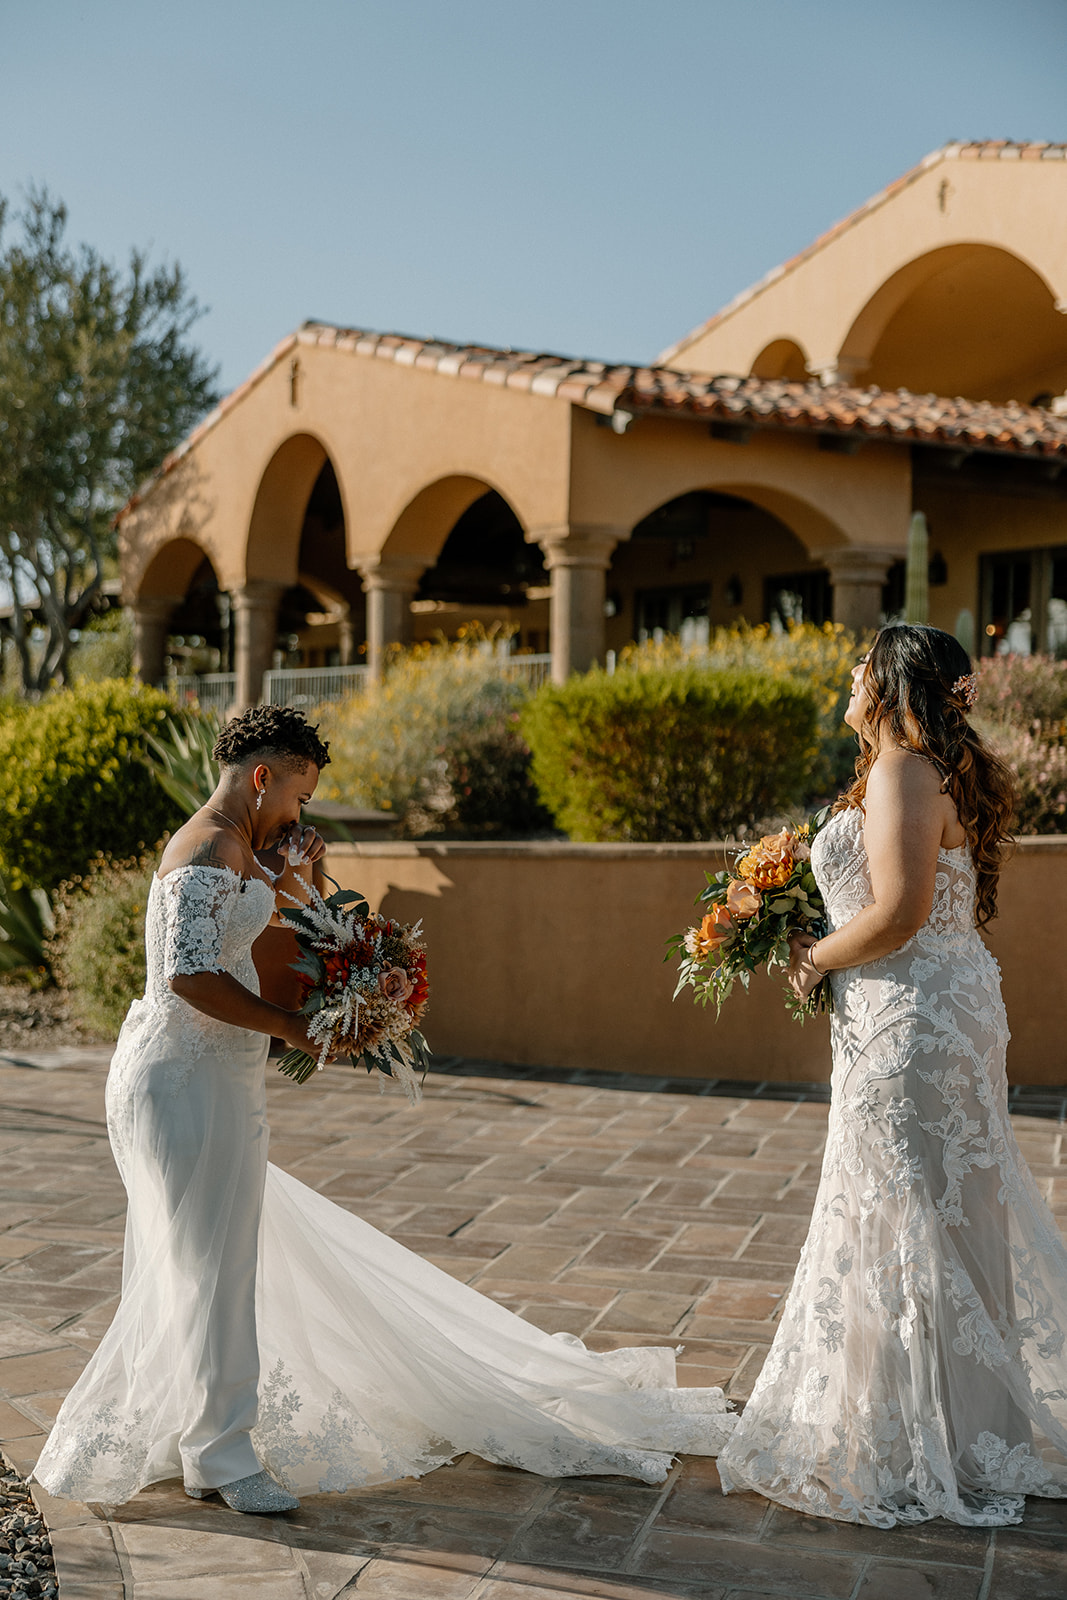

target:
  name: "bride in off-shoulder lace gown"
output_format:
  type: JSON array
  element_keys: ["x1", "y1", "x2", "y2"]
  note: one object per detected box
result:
[
  {"x1": 34, "y1": 861, "x2": 735, "y2": 1505},
  {"x1": 718, "y1": 802, "x2": 1067, "y2": 1526}
]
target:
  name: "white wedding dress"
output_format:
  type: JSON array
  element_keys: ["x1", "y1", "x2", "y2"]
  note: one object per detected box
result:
[
  {"x1": 34, "y1": 864, "x2": 735, "y2": 1504},
  {"x1": 718, "y1": 805, "x2": 1067, "y2": 1526}
]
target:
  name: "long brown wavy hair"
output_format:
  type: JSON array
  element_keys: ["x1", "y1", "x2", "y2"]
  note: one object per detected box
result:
[{"x1": 835, "y1": 624, "x2": 1016, "y2": 926}]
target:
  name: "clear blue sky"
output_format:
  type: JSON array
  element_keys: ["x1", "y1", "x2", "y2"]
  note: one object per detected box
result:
[{"x1": 3, "y1": 0, "x2": 1065, "y2": 393}]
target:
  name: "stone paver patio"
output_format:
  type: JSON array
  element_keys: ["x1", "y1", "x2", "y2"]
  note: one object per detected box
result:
[{"x1": 2, "y1": 1045, "x2": 1067, "y2": 1599}]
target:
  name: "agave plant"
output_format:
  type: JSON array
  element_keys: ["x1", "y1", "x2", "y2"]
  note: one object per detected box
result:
[
  {"x1": 142, "y1": 706, "x2": 351, "y2": 838},
  {"x1": 142, "y1": 708, "x2": 221, "y2": 816},
  {"x1": 0, "y1": 872, "x2": 55, "y2": 983}
]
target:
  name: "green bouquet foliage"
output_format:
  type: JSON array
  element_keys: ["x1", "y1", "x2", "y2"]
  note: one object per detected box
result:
[
  {"x1": 0, "y1": 680, "x2": 181, "y2": 890},
  {"x1": 521, "y1": 666, "x2": 819, "y2": 842}
]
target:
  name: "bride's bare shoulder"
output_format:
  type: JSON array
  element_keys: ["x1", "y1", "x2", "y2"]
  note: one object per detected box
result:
[{"x1": 157, "y1": 818, "x2": 247, "y2": 881}]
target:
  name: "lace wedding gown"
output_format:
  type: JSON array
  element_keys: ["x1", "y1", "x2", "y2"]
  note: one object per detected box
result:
[
  {"x1": 34, "y1": 864, "x2": 735, "y2": 1504},
  {"x1": 718, "y1": 805, "x2": 1067, "y2": 1526}
]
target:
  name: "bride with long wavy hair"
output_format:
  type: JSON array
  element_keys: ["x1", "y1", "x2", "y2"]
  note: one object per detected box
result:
[{"x1": 718, "y1": 623, "x2": 1067, "y2": 1527}]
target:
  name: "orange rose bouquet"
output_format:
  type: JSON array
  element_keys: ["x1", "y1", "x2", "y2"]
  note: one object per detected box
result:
[
  {"x1": 667, "y1": 806, "x2": 833, "y2": 1020},
  {"x1": 277, "y1": 884, "x2": 430, "y2": 1099}
]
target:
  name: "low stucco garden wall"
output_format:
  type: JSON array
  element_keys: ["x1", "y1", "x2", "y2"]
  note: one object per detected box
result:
[{"x1": 311, "y1": 837, "x2": 1067, "y2": 1087}]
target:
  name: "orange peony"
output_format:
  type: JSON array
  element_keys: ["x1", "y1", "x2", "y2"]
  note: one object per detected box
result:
[
  {"x1": 725, "y1": 879, "x2": 762, "y2": 919},
  {"x1": 687, "y1": 903, "x2": 735, "y2": 959},
  {"x1": 737, "y1": 828, "x2": 796, "y2": 890}
]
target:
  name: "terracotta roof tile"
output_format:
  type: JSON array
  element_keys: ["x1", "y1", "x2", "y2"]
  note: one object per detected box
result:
[{"x1": 114, "y1": 317, "x2": 1067, "y2": 526}]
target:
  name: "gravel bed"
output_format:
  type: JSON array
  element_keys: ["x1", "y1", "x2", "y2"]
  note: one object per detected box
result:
[
  {"x1": 0, "y1": 980, "x2": 106, "y2": 1052},
  {"x1": 0, "y1": 1462, "x2": 57, "y2": 1599}
]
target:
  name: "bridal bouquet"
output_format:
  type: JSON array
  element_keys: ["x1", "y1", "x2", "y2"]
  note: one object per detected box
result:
[
  {"x1": 667, "y1": 806, "x2": 833, "y2": 1020},
  {"x1": 277, "y1": 884, "x2": 431, "y2": 1102}
]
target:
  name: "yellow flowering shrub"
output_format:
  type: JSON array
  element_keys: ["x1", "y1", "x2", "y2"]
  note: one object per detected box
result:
[{"x1": 318, "y1": 632, "x2": 551, "y2": 836}]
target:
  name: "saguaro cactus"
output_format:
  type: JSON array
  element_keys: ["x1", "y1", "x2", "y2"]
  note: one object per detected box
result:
[{"x1": 904, "y1": 512, "x2": 929, "y2": 624}]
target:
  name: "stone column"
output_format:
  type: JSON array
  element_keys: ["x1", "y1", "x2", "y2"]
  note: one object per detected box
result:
[
  {"x1": 537, "y1": 527, "x2": 623, "y2": 683},
  {"x1": 815, "y1": 547, "x2": 900, "y2": 633},
  {"x1": 356, "y1": 560, "x2": 425, "y2": 681},
  {"x1": 232, "y1": 580, "x2": 286, "y2": 710},
  {"x1": 131, "y1": 596, "x2": 179, "y2": 685},
  {"x1": 337, "y1": 606, "x2": 356, "y2": 666}
]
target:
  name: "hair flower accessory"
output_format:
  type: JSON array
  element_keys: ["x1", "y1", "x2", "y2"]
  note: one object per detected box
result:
[{"x1": 951, "y1": 672, "x2": 979, "y2": 708}]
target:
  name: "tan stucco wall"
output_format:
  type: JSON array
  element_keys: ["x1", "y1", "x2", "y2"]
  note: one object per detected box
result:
[
  {"x1": 568, "y1": 409, "x2": 911, "y2": 557},
  {"x1": 121, "y1": 336, "x2": 576, "y2": 601},
  {"x1": 324, "y1": 838, "x2": 1067, "y2": 1087},
  {"x1": 666, "y1": 152, "x2": 1067, "y2": 389}
]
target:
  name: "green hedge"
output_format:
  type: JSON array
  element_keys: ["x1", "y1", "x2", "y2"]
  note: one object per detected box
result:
[
  {"x1": 521, "y1": 666, "x2": 819, "y2": 842},
  {"x1": 0, "y1": 680, "x2": 182, "y2": 890}
]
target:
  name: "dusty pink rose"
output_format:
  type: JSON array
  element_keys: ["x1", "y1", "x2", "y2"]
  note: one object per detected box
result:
[
  {"x1": 725, "y1": 879, "x2": 762, "y2": 920},
  {"x1": 378, "y1": 966, "x2": 414, "y2": 1003}
]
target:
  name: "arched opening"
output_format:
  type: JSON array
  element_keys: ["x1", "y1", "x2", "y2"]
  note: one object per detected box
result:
[
  {"x1": 165, "y1": 555, "x2": 229, "y2": 676},
  {"x1": 750, "y1": 338, "x2": 809, "y2": 382},
  {"x1": 279, "y1": 459, "x2": 365, "y2": 666},
  {"x1": 245, "y1": 433, "x2": 333, "y2": 585},
  {"x1": 413, "y1": 490, "x2": 549, "y2": 652},
  {"x1": 133, "y1": 538, "x2": 229, "y2": 682},
  {"x1": 841, "y1": 245, "x2": 1067, "y2": 404},
  {"x1": 605, "y1": 490, "x2": 834, "y2": 654}
]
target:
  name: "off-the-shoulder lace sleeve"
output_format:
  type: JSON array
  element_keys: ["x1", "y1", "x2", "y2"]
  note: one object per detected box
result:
[{"x1": 159, "y1": 865, "x2": 244, "y2": 981}]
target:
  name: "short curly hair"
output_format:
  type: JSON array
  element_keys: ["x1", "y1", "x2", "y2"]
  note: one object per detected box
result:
[{"x1": 213, "y1": 705, "x2": 331, "y2": 771}]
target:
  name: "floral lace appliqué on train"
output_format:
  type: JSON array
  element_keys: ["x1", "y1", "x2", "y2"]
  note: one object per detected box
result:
[{"x1": 718, "y1": 805, "x2": 1067, "y2": 1526}]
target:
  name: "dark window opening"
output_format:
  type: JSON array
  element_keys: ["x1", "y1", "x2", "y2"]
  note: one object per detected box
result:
[
  {"x1": 635, "y1": 585, "x2": 710, "y2": 647},
  {"x1": 764, "y1": 570, "x2": 832, "y2": 629},
  {"x1": 418, "y1": 491, "x2": 545, "y2": 605}
]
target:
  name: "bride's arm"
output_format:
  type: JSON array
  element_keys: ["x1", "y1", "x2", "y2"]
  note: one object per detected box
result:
[
  {"x1": 169, "y1": 969, "x2": 317, "y2": 1051},
  {"x1": 789, "y1": 753, "x2": 946, "y2": 991}
]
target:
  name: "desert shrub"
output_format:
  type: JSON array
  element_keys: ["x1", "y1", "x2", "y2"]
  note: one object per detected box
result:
[
  {"x1": 319, "y1": 636, "x2": 552, "y2": 836},
  {"x1": 521, "y1": 666, "x2": 819, "y2": 842},
  {"x1": 617, "y1": 621, "x2": 861, "y2": 797},
  {"x1": 973, "y1": 716, "x2": 1067, "y2": 835},
  {"x1": 51, "y1": 855, "x2": 153, "y2": 1037},
  {"x1": 70, "y1": 611, "x2": 135, "y2": 683},
  {"x1": 976, "y1": 653, "x2": 1067, "y2": 734},
  {"x1": 0, "y1": 680, "x2": 181, "y2": 890}
]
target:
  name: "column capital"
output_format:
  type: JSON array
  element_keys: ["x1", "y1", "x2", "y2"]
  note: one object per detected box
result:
[
  {"x1": 534, "y1": 524, "x2": 625, "y2": 572},
  {"x1": 812, "y1": 546, "x2": 901, "y2": 585},
  {"x1": 231, "y1": 578, "x2": 288, "y2": 613},
  {"x1": 355, "y1": 558, "x2": 427, "y2": 594},
  {"x1": 131, "y1": 593, "x2": 182, "y2": 620}
]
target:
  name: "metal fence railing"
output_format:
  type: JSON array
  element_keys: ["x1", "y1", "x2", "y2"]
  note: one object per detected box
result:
[
  {"x1": 263, "y1": 664, "x2": 371, "y2": 709},
  {"x1": 499, "y1": 653, "x2": 553, "y2": 689},
  {"x1": 162, "y1": 654, "x2": 551, "y2": 713},
  {"x1": 162, "y1": 673, "x2": 238, "y2": 713}
]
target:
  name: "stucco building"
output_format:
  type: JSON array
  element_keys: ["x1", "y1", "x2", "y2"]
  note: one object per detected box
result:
[{"x1": 120, "y1": 141, "x2": 1067, "y2": 703}]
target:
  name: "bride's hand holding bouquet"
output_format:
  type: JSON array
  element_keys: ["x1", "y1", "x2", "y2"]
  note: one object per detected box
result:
[{"x1": 668, "y1": 805, "x2": 833, "y2": 1021}]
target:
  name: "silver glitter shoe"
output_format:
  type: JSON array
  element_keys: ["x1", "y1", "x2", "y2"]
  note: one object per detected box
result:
[{"x1": 185, "y1": 1469, "x2": 300, "y2": 1514}]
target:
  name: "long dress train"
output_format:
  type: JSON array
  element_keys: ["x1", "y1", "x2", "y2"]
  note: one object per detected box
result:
[
  {"x1": 717, "y1": 805, "x2": 1067, "y2": 1527},
  {"x1": 34, "y1": 864, "x2": 735, "y2": 1504}
]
